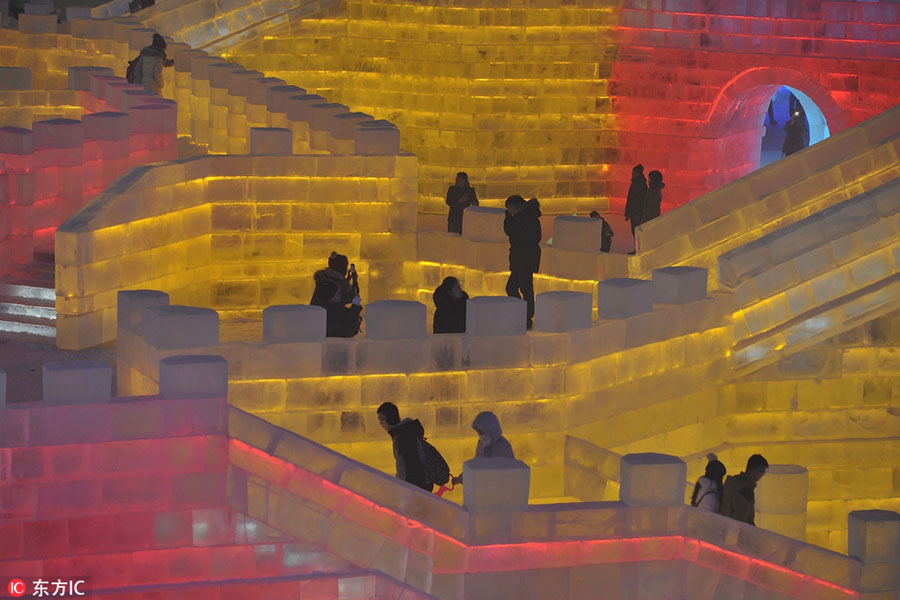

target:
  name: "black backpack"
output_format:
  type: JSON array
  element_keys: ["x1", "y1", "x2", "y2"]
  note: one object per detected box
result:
[
  {"x1": 126, "y1": 55, "x2": 141, "y2": 84},
  {"x1": 421, "y1": 438, "x2": 450, "y2": 486}
]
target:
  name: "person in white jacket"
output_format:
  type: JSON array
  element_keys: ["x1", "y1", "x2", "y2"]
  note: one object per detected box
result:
[
  {"x1": 133, "y1": 33, "x2": 173, "y2": 95},
  {"x1": 691, "y1": 454, "x2": 727, "y2": 513}
]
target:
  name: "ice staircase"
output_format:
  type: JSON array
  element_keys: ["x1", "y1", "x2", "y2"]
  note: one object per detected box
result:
[{"x1": 0, "y1": 250, "x2": 57, "y2": 342}]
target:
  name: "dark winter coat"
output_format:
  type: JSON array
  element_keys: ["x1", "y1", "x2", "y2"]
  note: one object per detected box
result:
[
  {"x1": 721, "y1": 472, "x2": 757, "y2": 525},
  {"x1": 624, "y1": 169, "x2": 648, "y2": 225},
  {"x1": 310, "y1": 268, "x2": 361, "y2": 338},
  {"x1": 388, "y1": 418, "x2": 432, "y2": 491},
  {"x1": 433, "y1": 286, "x2": 468, "y2": 334},
  {"x1": 641, "y1": 183, "x2": 663, "y2": 223},
  {"x1": 503, "y1": 198, "x2": 542, "y2": 272},
  {"x1": 446, "y1": 185, "x2": 478, "y2": 234},
  {"x1": 782, "y1": 118, "x2": 806, "y2": 156}
]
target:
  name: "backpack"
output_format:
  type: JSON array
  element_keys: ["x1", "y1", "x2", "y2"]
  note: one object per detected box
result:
[
  {"x1": 421, "y1": 438, "x2": 450, "y2": 486},
  {"x1": 126, "y1": 55, "x2": 141, "y2": 84}
]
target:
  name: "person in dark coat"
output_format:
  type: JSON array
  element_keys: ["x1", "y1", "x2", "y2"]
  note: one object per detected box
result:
[
  {"x1": 310, "y1": 251, "x2": 362, "y2": 338},
  {"x1": 721, "y1": 454, "x2": 769, "y2": 525},
  {"x1": 377, "y1": 402, "x2": 432, "y2": 492},
  {"x1": 503, "y1": 195, "x2": 542, "y2": 329},
  {"x1": 445, "y1": 172, "x2": 479, "y2": 234},
  {"x1": 589, "y1": 211, "x2": 614, "y2": 253},
  {"x1": 782, "y1": 112, "x2": 807, "y2": 156},
  {"x1": 641, "y1": 170, "x2": 664, "y2": 224},
  {"x1": 451, "y1": 411, "x2": 516, "y2": 485},
  {"x1": 433, "y1": 276, "x2": 468, "y2": 334},
  {"x1": 623, "y1": 164, "x2": 648, "y2": 240}
]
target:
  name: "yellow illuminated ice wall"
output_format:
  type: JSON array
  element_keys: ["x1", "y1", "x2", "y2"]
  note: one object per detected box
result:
[{"x1": 2, "y1": 2, "x2": 898, "y2": 566}]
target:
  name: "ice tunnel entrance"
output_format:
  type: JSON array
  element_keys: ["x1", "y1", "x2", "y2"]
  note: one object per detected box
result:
[{"x1": 760, "y1": 85, "x2": 830, "y2": 168}]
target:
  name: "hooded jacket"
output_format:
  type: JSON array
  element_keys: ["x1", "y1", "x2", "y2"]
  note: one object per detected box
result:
[
  {"x1": 388, "y1": 418, "x2": 431, "y2": 491},
  {"x1": 472, "y1": 411, "x2": 515, "y2": 460},
  {"x1": 310, "y1": 268, "x2": 362, "y2": 338},
  {"x1": 721, "y1": 472, "x2": 757, "y2": 525},
  {"x1": 445, "y1": 184, "x2": 478, "y2": 234},
  {"x1": 641, "y1": 179, "x2": 665, "y2": 223},
  {"x1": 432, "y1": 284, "x2": 468, "y2": 334},
  {"x1": 503, "y1": 198, "x2": 542, "y2": 272},
  {"x1": 624, "y1": 167, "x2": 648, "y2": 225},
  {"x1": 134, "y1": 45, "x2": 166, "y2": 94}
]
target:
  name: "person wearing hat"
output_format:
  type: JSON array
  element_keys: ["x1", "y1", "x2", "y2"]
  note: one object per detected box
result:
[
  {"x1": 133, "y1": 33, "x2": 174, "y2": 95},
  {"x1": 310, "y1": 252, "x2": 363, "y2": 337}
]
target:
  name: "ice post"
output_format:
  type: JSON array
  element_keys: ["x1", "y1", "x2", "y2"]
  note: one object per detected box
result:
[
  {"x1": 619, "y1": 453, "x2": 686, "y2": 507},
  {"x1": 755, "y1": 464, "x2": 809, "y2": 541}
]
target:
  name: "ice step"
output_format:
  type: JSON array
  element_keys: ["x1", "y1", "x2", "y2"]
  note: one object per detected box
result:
[
  {"x1": 0, "y1": 282, "x2": 56, "y2": 302},
  {"x1": 0, "y1": 313, "x2": 56, "y2": 339},
  {"x1": 0, "y1": 296, "x2": 56, "y2": 320}
]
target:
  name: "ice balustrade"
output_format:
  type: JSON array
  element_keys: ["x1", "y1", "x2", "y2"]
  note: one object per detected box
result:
[
  {"x1": 3, "y1": 356, "x2": 899, "y2": 599},
  {"x1": 113, "y1": 270, "x2": 733, "y2": 497},
  {"x1": 719, "y1": 177, "x2": 900, "y2": 376},
  {"x1": 219, "y1": 0, "x2": 621, "y2": 215},
  {"x1": 55, "y1": 151, "x2": 416, "y2": 350},
  {"x1": 0, "y1": 66, "x2": 86, "y2": 129}
]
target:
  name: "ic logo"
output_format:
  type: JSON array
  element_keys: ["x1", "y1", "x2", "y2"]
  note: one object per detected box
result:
[{"x1": 8, "y1": 579, "x2": 26, "y2": 597}]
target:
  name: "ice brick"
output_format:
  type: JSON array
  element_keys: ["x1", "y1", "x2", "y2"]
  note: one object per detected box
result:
[
  {"x1": 143, "y1": 305, "x2": 219, "y2": 349},
  {"x1": 534, "y1": 291, "x2": 592, "y2": 332},
  {"x1": 756, "y1": 465, "x2": 808, "y2": 514},
  {"x1": 553, "y1": 215, "x2": 604, "y2": 253},
  {"x1": 68, "y1": 66, "x2": 114, "y2": 91},
  {"x1": 0, "y1": 126, "x2": 34, "y2": 154},
  {"x1": 0, "y1": 67, "x2": 31, "y2": 90},
  {"x1": 250, "y1": 127, "x2": 292, "y2": 155},
  {"x1": 0, "y1": 368, "x2": 5, "y2": 406},
  {"x1": 355, "y1": 120, "x2": 400, "y2": 155},
  {"x1": 462, "y1": 207, "x2": 507, "y2": 243},
  {"x1": 652, "y1": 267, "x2": 708, "y2": 304},
  {"x1": 159, "y1": 355, "x2": 228, "y2": 399},
  {"x1": 117, "y1": 290, "x2": 170, "y2": 334},
  {"x1": 619, "y1": 453, "x2": 686, "y2": 507},
  {"x1": 41, "y1": 360, "x2": 111, "y2": 405},
  {"x1": 848, "y1": 510, "x2": 900, "y2": 563},
  {"x1": 262, "y1": 304, "x2": 326, "y2": 343},
  {"x1": 365, "y1": 300, "x2": 427, "y2": 340},
  {"x1": 33, "y1": 118, "x2": 83, "y2": 149},
  {"x1": 597, "y1": 278, "x2": 653, "y2": 319},
  {"x1": 357, "y1": 338, "x2": 431, "y2": 373},
  {"x1": 466, "y1": 296, "x2": 526, "y2": 336},
  {"x1": 462, "y1": 457, "x2": 530, "y2": 511}
]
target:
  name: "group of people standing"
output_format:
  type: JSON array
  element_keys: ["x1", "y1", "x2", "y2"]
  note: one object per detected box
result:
[
  {"x1": 624, "y1": 164, "x2": 665, "y2": 250},
  {"x1": 691, "y1": 453, "x2": 769, "y2": 525}
]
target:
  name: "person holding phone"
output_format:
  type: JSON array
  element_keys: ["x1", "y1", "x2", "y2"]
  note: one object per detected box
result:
[{"x1": 310, "y1": 251, "x2": 362, "y2": 337}]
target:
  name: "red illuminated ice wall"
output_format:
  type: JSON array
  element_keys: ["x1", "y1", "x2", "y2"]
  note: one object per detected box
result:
[{"x1": 609, "y1": 0, "x2": 900, "y2": 212}]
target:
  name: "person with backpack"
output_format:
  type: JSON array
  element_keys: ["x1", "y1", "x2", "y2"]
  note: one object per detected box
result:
[
  {"x1": 131, "y1": 33, "x2": 174, "y2": 95},
  {"x1": 377, "y1": 402, "x2": 448, "y2": 492},
  {"x1": 690, "y1": 454, "x2": 727, "y2": 513},
  {"x1": 450, "y1": 411, "x2": 515, "y2": 485}
]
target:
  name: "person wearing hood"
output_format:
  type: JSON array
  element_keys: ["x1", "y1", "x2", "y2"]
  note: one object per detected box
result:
[
  {"x1": 451, "y1": 411, "x2": 515, "y2": 485},
  {"x1": 503, "y1": 195, "x2": 542, "y2": 329},
  {"x1": 721, "y1": 454, "x2": 769, "y2": 525},
  {"x1": 433, "y1": 276, "x2": 468, "y2": 334},
  {"x1": 133, "y1": 33, "x2": 174, "y2": 95},
  {"x1": 377, "y1": 402, "x2": 432, "y2": 491},
  {"x1": 641, "y1": 170, "x2": 665, "y2": 224},
  {"x1": 445, "y1": 172, "x2": 479, "y2": 234},
  {"x1": 310, "y1": 251, "x2": 362, "y2": 338},
  {"x1": 691, "y1": 454, "x2": 727, "y2": 513},
  {"x1": 623, "y1": 164, "x2": 648, "y2": 240}
]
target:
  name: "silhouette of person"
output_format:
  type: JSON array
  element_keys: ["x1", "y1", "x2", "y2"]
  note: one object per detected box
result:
[
  {"x1": 445, "y1": 172, "x2": 478, "y2": 234},
  {"x1": 782, "y1": 111, "x2": 806, "y2": 156},
  {"x1": 433, "y1": 276, "x2": 468, "y2": 334},
  {"x1": 503, "y1": 195, "x2": 542, "y2": 329},
  {"x1": 641, "y1": 170, "x2": 664, "y2": 225},
  {"x1": 624, "y1": 164, "x2": 648, "y2": 242}
]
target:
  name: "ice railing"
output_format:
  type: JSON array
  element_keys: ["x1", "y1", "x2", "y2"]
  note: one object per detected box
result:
[
  {"x1": 3, "y1": 20, "x2": 398, "y2": 156},
  {"x1": 54, "y1": 149, "x2": 415, "y2": 350},
  {"x1": 719, "y1": 176, "x2": 900, "y2": 376},
  {"x1": 2, "y1": 361, "x2": 898, "y2": 599}
]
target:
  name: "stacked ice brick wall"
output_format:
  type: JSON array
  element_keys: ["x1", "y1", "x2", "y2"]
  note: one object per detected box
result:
[
  {"x1": 114, "y1": 268, "x2": 734, "y2": 501},
  {"x1": 55, "y1": 150, "x2": 417, "y2": 350},
  {"x1": 0, "y1": 66, "x2": 84, "y2": 128},
  {"x1": 219, "y1": 0, "x2": 621, "y2": 215},
  {"x1": 612, "y1": 0, "x2": 900, "y2": 208}
]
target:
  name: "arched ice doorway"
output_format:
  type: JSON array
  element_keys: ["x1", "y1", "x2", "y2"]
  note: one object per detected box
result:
[{"x1": 760, "y1": 85, "x2": 831, "y2": 167}]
